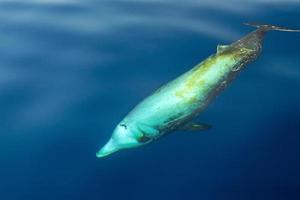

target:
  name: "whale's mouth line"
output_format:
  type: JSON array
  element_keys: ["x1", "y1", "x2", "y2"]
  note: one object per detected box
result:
[
  {"x1": 96, "y1": 151, "x2": 116, "y2": 158},
  {"x1": 96, "y1": 139, "x2": 121, "y2": 158},
  {"x1": 96, "y1": 148, "x2": 120, "y2": 158}
]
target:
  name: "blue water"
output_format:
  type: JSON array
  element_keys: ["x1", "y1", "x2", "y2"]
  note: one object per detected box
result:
[{"x1": 1, "y1": 0, "x2": 300, "y2": 199}]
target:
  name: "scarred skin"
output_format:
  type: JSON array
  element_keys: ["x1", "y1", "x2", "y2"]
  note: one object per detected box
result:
[{"x1": 96, "y1": 24, "x2": 296, "y2": 158}]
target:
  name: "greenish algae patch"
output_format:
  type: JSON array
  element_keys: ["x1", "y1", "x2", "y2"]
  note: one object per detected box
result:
[{"x1": 174, "y1": 52, "x2": 238, "y2": 102}]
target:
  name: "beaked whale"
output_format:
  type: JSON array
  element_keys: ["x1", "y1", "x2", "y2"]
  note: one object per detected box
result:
[{"x1": 96, "y1": 23, "x2": 300, "y2": 158}]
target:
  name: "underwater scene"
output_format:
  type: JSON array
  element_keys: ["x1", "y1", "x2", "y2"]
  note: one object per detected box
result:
[{"x1": 0, "y1": 0, "x2": 300, "y2": 200}]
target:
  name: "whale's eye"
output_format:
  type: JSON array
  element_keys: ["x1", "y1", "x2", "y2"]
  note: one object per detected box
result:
[{"x1": 120, "y1": 124, "x2": 127, "y2": 130}]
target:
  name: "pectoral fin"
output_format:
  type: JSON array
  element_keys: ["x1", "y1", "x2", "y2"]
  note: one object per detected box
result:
[{"x1": 179, "y1": 122, "x2": 212, "y2": 131}]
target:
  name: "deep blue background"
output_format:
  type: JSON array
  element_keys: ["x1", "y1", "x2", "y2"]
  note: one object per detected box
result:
[{"x1": 0, "y1": 0, "x2": 300, "y2": 200}]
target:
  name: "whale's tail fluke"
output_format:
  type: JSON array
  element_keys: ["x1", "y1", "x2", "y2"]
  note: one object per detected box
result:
[{"x1": 244, "y1": 22, "x2": 300, "y2": 32}]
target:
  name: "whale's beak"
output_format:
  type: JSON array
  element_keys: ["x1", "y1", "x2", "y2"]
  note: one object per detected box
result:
[{"x1": 96, "y1": 139, "x2": 120, "y2": 158}]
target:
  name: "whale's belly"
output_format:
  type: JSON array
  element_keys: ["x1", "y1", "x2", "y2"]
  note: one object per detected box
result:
[{"x1": 126, "y1": 52, "x2": 245, "y2": 132}]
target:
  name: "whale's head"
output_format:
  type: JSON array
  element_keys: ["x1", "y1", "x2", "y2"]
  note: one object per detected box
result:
[{"x1": 96, "y1": 122, "x2": 154, "y2": 158}]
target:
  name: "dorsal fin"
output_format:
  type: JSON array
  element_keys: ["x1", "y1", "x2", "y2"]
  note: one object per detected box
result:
[{"x1": 217, "y1": 44, "x2": 229, "y2": 54}]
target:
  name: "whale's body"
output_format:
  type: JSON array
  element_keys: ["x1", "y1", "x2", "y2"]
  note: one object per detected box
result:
[
  {"x1": 97, "y1": 23, "x2": 300, "y2": 158},
  {"x1": 124, "y1": 41, "x2": 258, "y2": 134}
]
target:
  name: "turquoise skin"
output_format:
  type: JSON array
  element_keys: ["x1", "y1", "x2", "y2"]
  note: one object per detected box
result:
[{"x1": 96, "y1": 24, "x2": 299, "y2": 158}]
